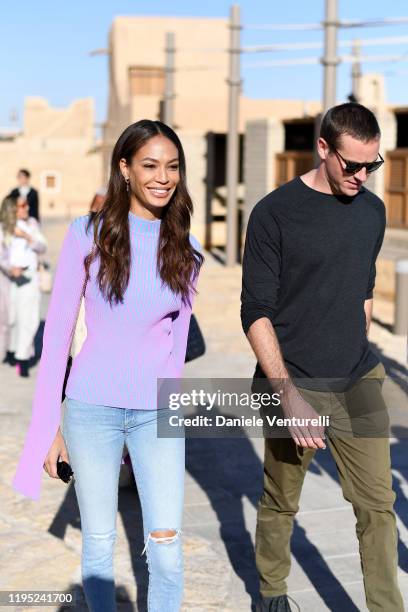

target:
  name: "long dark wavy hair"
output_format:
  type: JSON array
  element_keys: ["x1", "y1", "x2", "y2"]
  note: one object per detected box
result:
[{"x1": 85, "y1": 120, "x2": 203, "y2": 306}]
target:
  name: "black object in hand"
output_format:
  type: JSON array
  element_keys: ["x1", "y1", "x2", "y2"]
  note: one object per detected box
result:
[
  {"x1": 57, "y1": 460, "x2": 74, "y2": 483},
  {"x1": 185, "y1": 314, "x2": 205, "y2": 363},
  {"x1": 13, "y1": 274, "x2": 31, "y2": 287}
]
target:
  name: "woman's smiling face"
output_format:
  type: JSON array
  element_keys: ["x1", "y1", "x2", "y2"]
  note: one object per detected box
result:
[{"x1": 120, "y1": 134, "x2": 180, "y2": 218}]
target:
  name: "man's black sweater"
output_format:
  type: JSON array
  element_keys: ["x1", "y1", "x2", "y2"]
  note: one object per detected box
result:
[{"x1": 241, "y1": 176, "x2": 385, "y2": 390}]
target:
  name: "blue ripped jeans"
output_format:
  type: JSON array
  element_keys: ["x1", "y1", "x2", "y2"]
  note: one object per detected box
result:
[{"x1": 61, "y1": 398, "x2": 185, "y2": 612}]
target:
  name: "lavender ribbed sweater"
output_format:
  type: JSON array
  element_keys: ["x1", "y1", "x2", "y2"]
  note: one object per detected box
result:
[{"x1": 12, "y1": 212, "x2": 200, "y2": 501}]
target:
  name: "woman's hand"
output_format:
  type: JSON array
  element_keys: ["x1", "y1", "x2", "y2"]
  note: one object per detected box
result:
[
  {"x1": 10, "y1": 267, "x2": 23, "y2": 278},
  {"x1": 14, "y1": 226, "x2": 32, "y2": 243},
  {"x1": 43, "y1": 428, "x2": 70, "y2": 479}
]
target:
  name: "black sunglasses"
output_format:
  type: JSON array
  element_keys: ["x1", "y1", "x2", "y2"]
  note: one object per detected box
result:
[{"x1": 332, "y1": 148, "x2": 384, "y2": 174}]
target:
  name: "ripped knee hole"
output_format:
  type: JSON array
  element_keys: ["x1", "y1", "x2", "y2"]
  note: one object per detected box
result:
[
  {"x1": 150, "y1": 529, "x2": 177, "y2": 541},
  {"x1": 141, "y1": 529, "x2": 181, "y2": 555}
]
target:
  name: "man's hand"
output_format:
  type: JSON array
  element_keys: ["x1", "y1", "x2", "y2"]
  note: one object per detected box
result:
[
  {"x1": 281, "y1": 386, "x2": 326, "y2": 450},
  {"x1": 246, "y1": 318, "x2": 326, "y2": 450}
]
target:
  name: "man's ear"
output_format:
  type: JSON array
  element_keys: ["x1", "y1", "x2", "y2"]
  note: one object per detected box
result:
[{"x1": 317, "y1": 137, "x2": 330, "y2": 162}]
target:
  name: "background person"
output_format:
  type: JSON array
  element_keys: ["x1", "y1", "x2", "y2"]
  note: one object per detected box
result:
[
  {"x1": 0, "y1": 197, "x2": 15, "y2": 362},
  {"x1": 12, "y1": 120, "x2": 203, "y2": 612},
  {"x1": 3, "y1": 196, "x2": 46, "y2": 376},
  {"x1": 9, "y1": 168, "x2": 40, "y2": 221}
]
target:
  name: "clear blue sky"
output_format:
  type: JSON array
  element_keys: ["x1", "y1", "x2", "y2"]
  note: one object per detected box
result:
[{"x1": 1, "y1": 0, "x2": 408, "y2": 130}]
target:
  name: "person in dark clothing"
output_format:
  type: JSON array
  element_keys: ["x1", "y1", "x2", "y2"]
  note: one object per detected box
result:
[
  {"x1": 241, "y1": 103, "x2": 404, "y2": 612},
  {"x1": 9, "y1": 169, "x2": 40, "y2": 222}
]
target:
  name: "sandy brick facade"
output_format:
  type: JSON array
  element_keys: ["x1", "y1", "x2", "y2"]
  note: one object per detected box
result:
[{"x1": 0, "y1": 97, "x2": 102, "y2": 218}]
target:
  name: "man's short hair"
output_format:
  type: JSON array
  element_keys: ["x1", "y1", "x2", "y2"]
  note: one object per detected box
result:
[
  {"x1": 320, "y1": 103, "x2": 380, "y2": 149},
  {"x1": 18, "y1": 169, "x2": 31, "y2": 178}
]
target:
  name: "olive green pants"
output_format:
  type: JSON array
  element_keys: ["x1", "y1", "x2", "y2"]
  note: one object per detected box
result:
[{"x1": 256, "y1": 363, "x2": 404, "y2": 611}]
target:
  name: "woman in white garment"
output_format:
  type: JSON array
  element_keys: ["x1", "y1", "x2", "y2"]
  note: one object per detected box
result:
[
  {"x1": 0, "y1": 199, "x2": 13, "y2": 361},
  {"x1": 0, "y1": 196, "x2": 47, "y2": 377}
]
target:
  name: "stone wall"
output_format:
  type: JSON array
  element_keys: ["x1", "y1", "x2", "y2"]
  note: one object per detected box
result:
[
  {"x1": 0, "y1": 97, "x2": 102, "y2": 219},
  {"x1": 243, "y1": 118, "x2": 285, "y2": 230}
]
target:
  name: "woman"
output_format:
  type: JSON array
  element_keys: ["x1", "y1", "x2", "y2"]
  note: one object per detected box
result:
[
  {"x1": 13, "y1": 120, "x2": 203, "y2": 612},
  {"x1": 0, "y1": 195, "x2": 46, "y2": 376},
  {"x1": 0, "y1": 197, "x2": 14, "y2": 361}
]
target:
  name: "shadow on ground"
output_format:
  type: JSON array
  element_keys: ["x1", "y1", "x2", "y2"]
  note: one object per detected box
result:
[
  {"x1": 185, "y1": 406, "x2": 361, "y2": 611},
  {"x1": 49, "y1": 480, "x2": 148, "y2": 611},
  {"x1": 47, "y1": 372, "x2": 407, "y2": 611}
]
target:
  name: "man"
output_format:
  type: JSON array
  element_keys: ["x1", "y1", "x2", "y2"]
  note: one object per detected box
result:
[
  {"x1": 9, "y1": 169, "x2": 40, "y2": 221},
  {"x1": 241, "y1": 103, "x2": 403, "y2": 612}
]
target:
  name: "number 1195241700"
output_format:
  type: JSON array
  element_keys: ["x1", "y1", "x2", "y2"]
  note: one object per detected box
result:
[{"x1": 0, "y1": 591, "x2": 75, "y2": 606}]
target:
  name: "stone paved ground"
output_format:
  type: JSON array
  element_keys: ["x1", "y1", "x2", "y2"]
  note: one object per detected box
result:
[{"x1": 1, "y1": 219, "x2": 407, "y2": 611}]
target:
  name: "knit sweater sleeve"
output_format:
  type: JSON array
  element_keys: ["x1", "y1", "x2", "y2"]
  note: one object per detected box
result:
[
  {"x1": 12, "y1": 219, "x2": 86, "y2": 501},
  {"x1": 366, "y1": 202, "x2": 386, "y2": 299},
  {"x1": 171, "y1": 235, "x2": 201, "y2": 376},
  {"x1": 241, "y1": 200, "x2": 282, "y2": 335}
]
